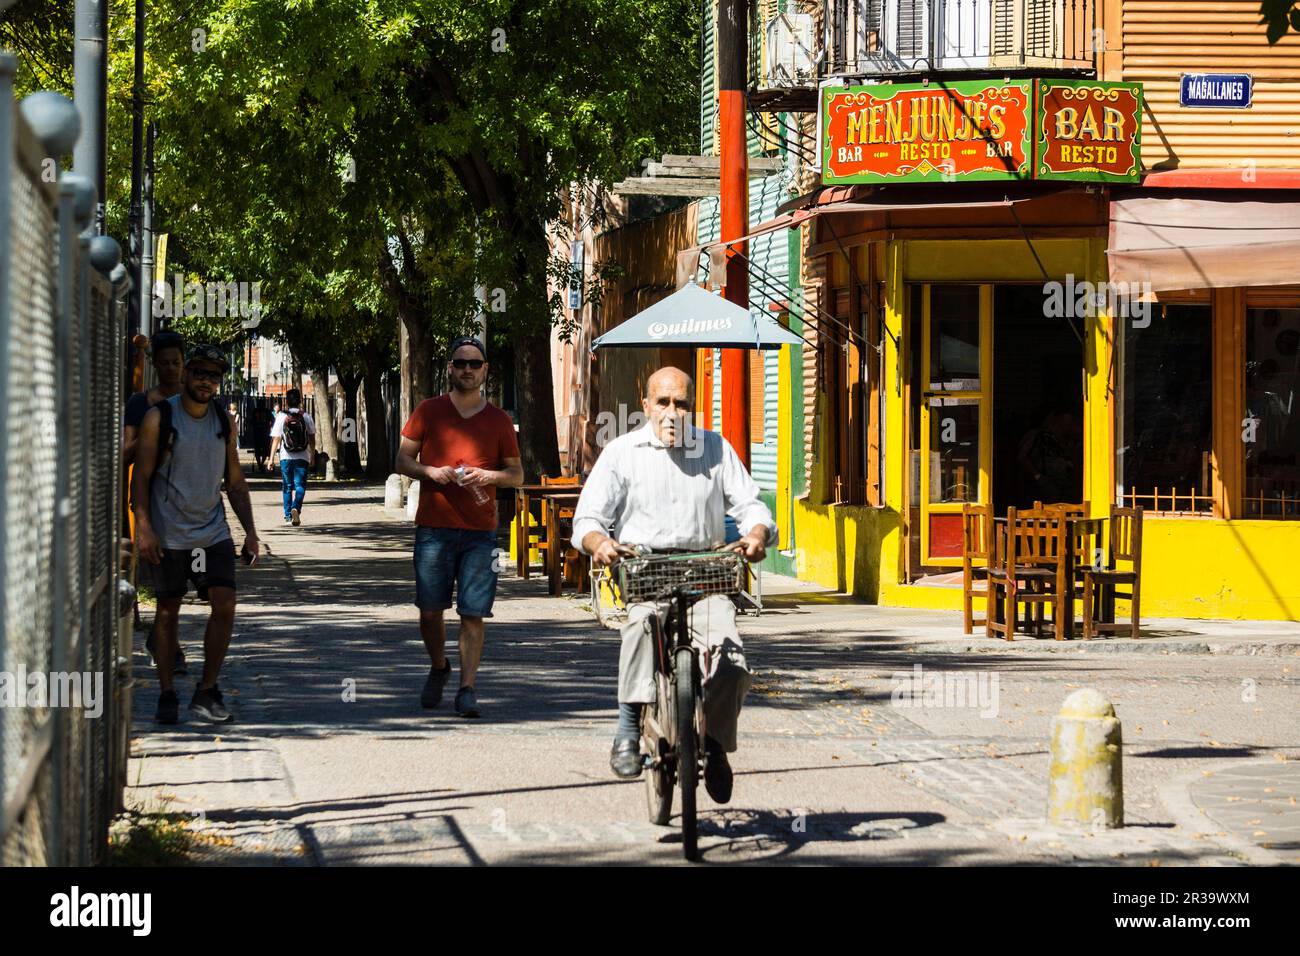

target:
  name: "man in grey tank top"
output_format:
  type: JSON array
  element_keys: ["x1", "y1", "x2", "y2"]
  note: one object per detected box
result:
[{"x1": 132, "y1": 344, "x2": 261, "y2": 724}]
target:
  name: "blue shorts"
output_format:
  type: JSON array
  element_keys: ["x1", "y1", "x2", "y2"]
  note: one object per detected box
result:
[{"x1": 414, "y1": 526, "x2": 500, "y2": 618}]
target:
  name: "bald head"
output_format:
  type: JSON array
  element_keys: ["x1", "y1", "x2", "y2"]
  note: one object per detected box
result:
[
  {"x1": 643, "y1": 366, "x2": 694, "y2": 446},
  {"x1": 645, "y1": 366, "x2": 694, "y2": 400}
]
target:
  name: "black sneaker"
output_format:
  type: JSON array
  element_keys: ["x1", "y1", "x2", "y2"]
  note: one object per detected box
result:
[
  {"x1": 420, "y1": 660, "x2": 453, "y2": 709},
  {"x1": 455, "y1": 686, "x2": 480, "y2": 718},
  {"x1": 190, "y1": 684, "x2": 233, "y2": 723},
  {"x1": 155, "y1": 690, "x2": 179, "y2": 724}
]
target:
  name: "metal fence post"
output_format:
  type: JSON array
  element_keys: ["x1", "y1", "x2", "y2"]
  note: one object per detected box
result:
[
  {"x1": 0, "y1": 52, "x2": 16, "y2": 842},
  {"x1": 51, "y1": 177, "x2": 79, "y2": 865}
]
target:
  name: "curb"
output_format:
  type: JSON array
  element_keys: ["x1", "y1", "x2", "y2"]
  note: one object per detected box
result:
[{"x1": 879, "y1": 640, "x2": 1300, "y2": 657}]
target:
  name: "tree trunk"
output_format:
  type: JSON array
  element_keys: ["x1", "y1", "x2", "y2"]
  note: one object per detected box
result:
[
  {"x1": 509, "y1": 216, "x2": 561, "y2": 481},
  {"x1": 401, "y1": 311, "x2": 434, "y2": 415},
  {"x1": 310, "y1": 369, "x2": 340, "y2": 464},
  {"x1": 338, "y1": 370, "x2": 363, "y2": 474},
  {"x1": 361, "y1": 339, "x2": 392, "y2": 479},
  {"x1": 515, "y1": 327, "x2": 560, "y2": 481}
]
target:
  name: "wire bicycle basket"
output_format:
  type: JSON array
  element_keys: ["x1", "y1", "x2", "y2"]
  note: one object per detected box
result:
[{"x1": 616, "y1": 550, "x2": 746, "y2": 604}]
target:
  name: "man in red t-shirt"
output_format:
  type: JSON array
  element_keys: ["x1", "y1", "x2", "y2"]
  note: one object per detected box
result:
[{"x1": 396, "y1": 336, "x2": 523, "y2": 718}]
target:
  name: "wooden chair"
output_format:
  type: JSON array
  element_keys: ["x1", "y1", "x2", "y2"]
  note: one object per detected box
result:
[
  {"x1": 1033, "y1": 501, "x2": 1089, "y2": 517},
  {"x1": 1081, "y1": 506, "x2": 1144, "y2": 640},
  {"x1": 538, "y1": 475, "x2": 581, "y2": 576},
  {"x1": 986, "y1": 508, "x2": 1068, "y2": 641},
  {"x1": 961, "y1": 504, "x2": 995, "y2": 634}
]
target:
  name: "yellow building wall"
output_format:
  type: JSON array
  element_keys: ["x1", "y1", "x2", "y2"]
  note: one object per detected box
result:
[
  {"x1": 774, "y1": 236, "x2": 1300, "y2": 621},
  {"x1": 1139, "y1": 519, "x2": 1300, "y2": 620}
]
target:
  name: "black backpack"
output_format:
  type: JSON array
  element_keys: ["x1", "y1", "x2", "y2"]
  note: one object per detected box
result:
[
  {"x1": 156, "y1": 398, "x2": 233, "y2": 486},
  {"x1": 281, "y1": 410, "x2": 309, "y2": 453}
]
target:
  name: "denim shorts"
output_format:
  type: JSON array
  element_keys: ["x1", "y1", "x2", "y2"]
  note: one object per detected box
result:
[{"x1": 413, "y1": 526, "x2": 500, "y2": 618}]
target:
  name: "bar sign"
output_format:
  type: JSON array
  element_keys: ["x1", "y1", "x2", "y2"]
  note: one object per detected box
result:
[{"x1": 1180, "y1": 73, "x2": 1253, "y2": 109}]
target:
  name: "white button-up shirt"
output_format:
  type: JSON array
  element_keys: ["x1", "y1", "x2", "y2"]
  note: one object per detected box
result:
[{"x1": 573, "y1": 421, "x2": 778, "y2": 554}]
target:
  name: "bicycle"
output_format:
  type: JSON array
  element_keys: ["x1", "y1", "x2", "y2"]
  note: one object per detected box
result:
[{"x1": 611, "y1": 546, "x2": 747, "y2": 862}]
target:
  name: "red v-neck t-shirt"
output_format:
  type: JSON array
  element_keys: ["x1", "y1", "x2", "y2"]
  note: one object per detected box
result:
[{"x1": 401, "y1": 395, "x2": 520, "y2": 530}]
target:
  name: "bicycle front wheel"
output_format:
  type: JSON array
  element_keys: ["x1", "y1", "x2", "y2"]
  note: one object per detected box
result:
[{"x1": 673, "y1": 646, "x2": 699, "y2": 861}]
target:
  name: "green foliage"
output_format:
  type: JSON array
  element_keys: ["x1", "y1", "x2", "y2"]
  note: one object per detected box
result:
[
  {"x1": 135, "y1": 0, "x2": 696, "y2": 365},
  {"x1": 0, "y1": 0, "x2": 74, "y2": 96},
  {"x1": 108, "y1": 808, "x2": 195, "y2": 866}
]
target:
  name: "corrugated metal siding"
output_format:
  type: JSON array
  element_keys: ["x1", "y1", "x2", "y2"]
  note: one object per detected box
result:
[
  {"x1": 747, "y1": 173, "x2": 786, "y2": 490},
  {"x1": 1124, "y1": 1, "x2": 1300, "y2": 169},
  {"x1": 702, "y1": 0, "x2": 718, "y2": 156},
  {"x1": 695, "y1": 176, "x2": 784, "y2": 492},
  {"x1": 800, "y1": 229, "x2": 824, "y2": 493}
]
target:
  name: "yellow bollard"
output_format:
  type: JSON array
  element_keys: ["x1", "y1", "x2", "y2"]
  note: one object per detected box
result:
[{"x1": 1047, "y1": 688, "x2": 1123, "y2": 829}]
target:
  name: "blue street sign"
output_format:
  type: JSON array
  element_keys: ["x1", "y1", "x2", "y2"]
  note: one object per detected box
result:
[{"x1": 1180, "y1": 73, "x2": 1253, "y2": 109}]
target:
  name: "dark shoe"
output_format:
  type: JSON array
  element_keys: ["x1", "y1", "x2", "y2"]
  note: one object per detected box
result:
[
  {"x1": 189, "y1": 684, "x2": 233, "y2": 723},
  {"x1": 420, "y1": 660, "x2": 452, "y2": 709},
  {"x1": 454, "y1": 686, "x2": 480, "y2": 718},
  {"x1": 155, "y1": 690, "x2": 179, "y2": 724},
  {"x1": 703, "y1": 737, "x2": 733, "y2": 804},
  {"x1": 290, "y1": 508, "x2": 301, "y2": 526},
  {"x1": 610, "y1": 738, "x2": 643, "y2": 779}
]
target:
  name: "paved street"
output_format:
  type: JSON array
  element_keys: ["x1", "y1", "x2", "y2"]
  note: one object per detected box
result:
[{"x1": 125, "y1": 471, "x2": 1300, "y2": 865}]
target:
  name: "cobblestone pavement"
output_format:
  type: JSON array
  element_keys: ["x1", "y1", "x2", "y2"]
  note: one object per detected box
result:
[{"x1": 125, "y1": 474, "x2": 1300, "y2": 865}]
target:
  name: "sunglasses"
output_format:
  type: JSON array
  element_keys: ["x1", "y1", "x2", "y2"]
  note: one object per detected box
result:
[
  {"x1": 451, "y1": 359, "x2": 485, "y2": 370},
  {"x1": 188, "y1": 367, "x2": 223, "y2": 383}
]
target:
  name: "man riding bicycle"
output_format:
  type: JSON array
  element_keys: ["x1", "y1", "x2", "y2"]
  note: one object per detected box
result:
[{"x1": 573, "y1": 366, "x2": 777, "y2": 804}]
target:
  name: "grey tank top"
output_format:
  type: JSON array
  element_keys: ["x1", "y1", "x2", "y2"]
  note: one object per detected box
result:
[{"x1": 150, "y1": 395, "x2": 231, "y2": 550}]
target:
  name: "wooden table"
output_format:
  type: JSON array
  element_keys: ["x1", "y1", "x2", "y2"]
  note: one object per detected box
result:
[
  {"x1": 992, "y1": 515, "x2": 1108, "y2": 640},
  {"x1": 514, "y1": 484, "x2": 583, "y2": 580},
  {"x1": 543, "y1": 492, "x2": 583, "y2": 596}
]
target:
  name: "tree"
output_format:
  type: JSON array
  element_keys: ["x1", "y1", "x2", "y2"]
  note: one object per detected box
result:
[{"x1": 132, "y1": 0, "x2": 698, "y2": 480}]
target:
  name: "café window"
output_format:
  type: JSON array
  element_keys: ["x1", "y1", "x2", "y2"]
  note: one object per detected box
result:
[
  {"x1": 1244, "y1": 304, "x2": 1300, "y2": 519},
  {"x1": 1117, "y1": 303, "x2": 1214, "y2": 513}
]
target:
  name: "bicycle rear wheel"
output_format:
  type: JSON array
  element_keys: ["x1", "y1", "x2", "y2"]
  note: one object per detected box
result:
[
  {"x1": 642, "y1": 615, "x2": 673, "y2": 825},
  {"x1": 643, "y1": 731, "x2": 672, "y2": 825},
  {"x1": 674, "y1": 646, "x2": 699, "y2": 861}
]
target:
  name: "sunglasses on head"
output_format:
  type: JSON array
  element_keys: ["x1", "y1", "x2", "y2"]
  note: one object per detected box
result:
[{"x1": 451, "y1": 358, "x2": 484, "y2": 370}]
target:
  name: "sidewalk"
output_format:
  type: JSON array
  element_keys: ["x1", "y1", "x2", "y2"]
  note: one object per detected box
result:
[{"x1": 123, "y1": 475, "x2": 1300, "y2": 865}]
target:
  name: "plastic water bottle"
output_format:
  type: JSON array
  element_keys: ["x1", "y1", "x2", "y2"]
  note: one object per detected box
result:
[{"x1": 455, "y1": 461, "x2": 491, "y2": 506}]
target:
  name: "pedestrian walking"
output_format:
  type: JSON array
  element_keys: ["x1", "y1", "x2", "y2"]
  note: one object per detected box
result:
[
  {"x1": 132, "y1": 344, "x2": 261, "y2": 724},
  {"x1": 122, "y1": 329, "x2": 190, "y2": 673},
  {"x1": 270, "y1": 387, "x2": 316, "y2": 525},
  {"x1": 395, "y1": 336, "x2": 523, "y2": 718},
  {"x1": 574, "y1": 366, "x2": 776, "y2": 803},
  {"x1": 122, "y1": 329, "x2": 186, "y2": 466}
]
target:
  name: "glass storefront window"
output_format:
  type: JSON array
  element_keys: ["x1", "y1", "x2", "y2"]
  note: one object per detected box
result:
[
  {"x1": 1245, "y1": 306, "x2": 1300, "y2": 519},
  {"x1": 1119, "y1": 303, "x2": 1214, "y2": 513},
  {"x1": 928, "y1": 286, "x2": 981, "y2": 390},
  {"x1": 928, "y1": 397, "x2": 980, "y2": 503}
]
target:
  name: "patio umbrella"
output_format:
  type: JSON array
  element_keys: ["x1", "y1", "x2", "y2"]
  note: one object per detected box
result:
[{"x1": 590, "y1": 281, "x2": 804, "y2": 351}]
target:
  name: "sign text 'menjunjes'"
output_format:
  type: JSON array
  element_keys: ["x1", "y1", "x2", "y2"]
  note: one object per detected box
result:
[{"x1": 822, "y1": 80, "x2": 1143, "y2": 185}]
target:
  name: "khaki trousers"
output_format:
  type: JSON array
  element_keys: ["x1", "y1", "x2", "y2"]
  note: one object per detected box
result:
[{"x1": 618, "y1": 594, "x2": 751, "y2": 753}]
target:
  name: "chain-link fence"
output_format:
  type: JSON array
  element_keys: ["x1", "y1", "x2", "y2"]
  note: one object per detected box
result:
[{"x1": 0, "y1": 55, "x2": 130, "y2": 865}]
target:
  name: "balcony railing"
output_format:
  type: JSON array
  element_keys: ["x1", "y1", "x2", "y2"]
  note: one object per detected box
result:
[
  {"x1": 752, "y1": 0, "x2": 1097, "y2": 101},
  {"x1": 830, "y1": 0, "x2": 1096, "y2": 75}
]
